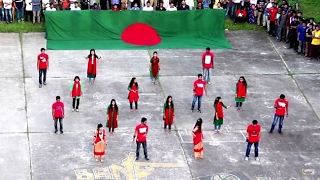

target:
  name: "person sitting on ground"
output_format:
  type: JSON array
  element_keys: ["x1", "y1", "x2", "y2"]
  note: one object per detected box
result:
[
  {"x1": 156, "y1": 1, "x2": 166, "y2": 11},
  {"x1": 166, "y1": 2, "x2": 177, "y2": 11},
  {"x1": 130, "y1": 3, "x2": 140, "y2": 10},
  {"x1": 91, "y1": 3, "x2": 100, "y2": 10},
  {"x1": 177, "y1": 0, "x2": 189, "y2": 10},
  {"x1": 71, "y1": 2, "x2": 81, "y2": 10},
  {"x1": 142, "y1": 1, "x2": 153, "y2": 11},
  {"x1": 234, "y1": 6, "x2": 247, "y2": 25},
  {"x1": 195, "y1": 2, "x2": 202, "y2": 9},
  {"x1": 111, "y1": 4, "x2": 120, "y2": 10},
  {"x1": 213, "y1": 2, "x2": 223, "y2": 9}
]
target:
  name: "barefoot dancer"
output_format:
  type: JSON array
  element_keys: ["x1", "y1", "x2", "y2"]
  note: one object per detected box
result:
[
  {"x1": 106, "y1": 99, "x2": 119, "y2": 135},
  {"x1": 235, "y1": 76, "x2": 247, "y2": 110},
  {"x1": 192, "y1": 118, "x2": 203, "y2": 159},
  {"x1": 163, "y1": 96, "x2": 174, "y2": 131},
  {"x1": 92, "y1": 123, "x2": 107, "y2": 162},
  {"x1": 213, "y1": 97, "x2": 231, "y2": 133},
  {"x1": 85, "y1": 49, "x2": 101, "y2": 84},
  {"x1": 128, "y1": 77, "x2": 139, "y2": 111},
  {"x1": 149, "y1": 51, "x2": 160, "y2": 85}
]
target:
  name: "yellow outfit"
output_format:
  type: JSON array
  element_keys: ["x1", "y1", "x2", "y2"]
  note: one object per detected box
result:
[{"x1": 311, "y1": 30, "x2": 320, "y2": 45}]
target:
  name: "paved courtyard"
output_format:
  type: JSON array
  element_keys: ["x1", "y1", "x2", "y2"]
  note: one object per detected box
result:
[{"x1": 0, "y1": 31, "x2": 319, "y2": 180}]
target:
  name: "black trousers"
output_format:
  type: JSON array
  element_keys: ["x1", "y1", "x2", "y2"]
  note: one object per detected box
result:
[
  {"x1": 72, "y1": 98, "x2": 80, "y2": 109},
  {"x1": 130, "y1": 102, "x2": 138, "y2": 109},
  {"x1": 39, "y1": 69, "x2": 47, "y2": 84},
  {"x1": 54, "y1": 117, "x2": 63, "y2": 131},
  {"x1": 164, "y1": 124, "x2": 172, "y2": 130},
  {"x1": 289, "y1": 31, "x2": 298, "y2": 50},
  {"x1": 136, "y1": 141, "x2": 148, "y2": 158},
  {"x1": 269, "y1": 22, "x2": 276, "y2": 36},
  {"x1": 234, "y1": 17, "x2": 246, "y2": 24},
  {"x1": 25, "y1": 11, "x2": 33, "y2": 22},
  {"x1": 109, "y1": 127, "x2": 114, "y2": 132}
]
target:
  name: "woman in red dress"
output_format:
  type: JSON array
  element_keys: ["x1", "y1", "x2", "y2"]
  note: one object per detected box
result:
[
  {"x1": 84, "y1": 49, "x2": 102, "y2": 85},
  {"x1": 163, "y1": 96, "x2": 174, "y2": 131},
  {"x1": 106, "y1": 99, "x2": 119, "y2": 135},
  {"x1": 149, "y1": 51, "x2": 160, "y2": 85},
  {"x1": 127, "y1": 77, "x2": 139, "y2": 112},
  {"x1": 92, "y1": 123, "x2": 107, "y2": 162},
  {"x1": 192, "y1": 118, "x2": 204, "y2": 159}
]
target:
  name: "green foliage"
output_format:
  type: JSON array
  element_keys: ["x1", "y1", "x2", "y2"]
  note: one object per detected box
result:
[{"x1": 0, "y1": 22, "x2": 45, "y2": 33}]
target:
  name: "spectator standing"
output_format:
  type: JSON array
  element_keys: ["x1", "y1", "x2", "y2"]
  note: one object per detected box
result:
[
  {"x1": 288, "y1": 16, "x2": 299, "y2": 51},
  {"x1": 25, "y1": 0, "x2": 32, "y2": 22},
  {"x1": 195, "y1": 2, "x2": 202, "y2": 9},
  {"x1": 213, "y1": 2, "x2": 223, "y2": 9},
  {"x1": 225, "y1": 0, "x2": 234, "y2": 20},
  {"x1": 305, "y1": 24, "x2": 314, "y2": 57},
  {"x1": 14, "y1": 0, "x2": 24, "y2": 22},
  {"x1": 248, "y1": 4, "x2": 256, "y2": 24},
  {"x1": 166, "y1": 2, "x2": 176, "y2": 11},
  {"x1": 233, "y1": 0, "x2": 241, "y2": 13},
  {"x1": 263, "y1": 0, "x2": 269, "y2": 30},
  {"x1": 31, "y1": 0, "x2": 40, "y2": 24},
  {"x1": 80, "y1": 0, "x2": 89, "y2": 9},
  {"x1": 256, "y1": 0, "x2": 265, "y2": 26},
  {"x1": 267, "y1": 2, "x2": 277, "y2": 37},
  {"x1": 191, "y1": 74, "x2": 207, "y2": 113},
  {"x1": 131, "y1": 2, "x2": 140, "y2": 10},
  {"x1": 111, "y1": 3, "x2": 119, "y2": 10},
  {"x1": 244, "y1": 120, "x2": 261, "y2": 161},
  {"x1": 133, "y1": 117, "x2": 149, "y2": 161},
  {"x1": 70, "y1": 1, "x2": 81, "y2": 9},
  {"x1": 269, "y1": 94, "x2": 289, "y2": 134},
  {"x1": 89, "y1": 0, "x2": 96, "y2": 8},
  {"x1": 110, "y1": 0, "x2": 119, "y2": 7},
  {"x1": 202, "y1": 0, "x2": 210, "y2": 9},
  {"x1": 46, "y1": 2, "x2": 56, "y2": 10},
  {"x1": 277, "y1": 10, "x2": 287, "y2": 41},
  {"x1": 3, "y1": 0, "x2": 12, "y2": 23},
  {"x1": 177, "y1": 0, "x2": 189, "y2": 10},
  {"x1": 309, "y1": 25, "x2": 320, "y2": 60},
  {"x1": 52, "y1": 96, "x2": 65, "y2": 134},
  {"x1": 37, "y1": 48, "x2": 49, "y2": 88},
  {"x1": 142, "y1": 1, "x2": 152, "y2": 10},
  {"x1": 297, "y1": 20, "x2": 307, "y2": 55},
  {"x1": 120, "y1": 0, "x2": 127, "y2": 10},
  {"x1": 185, "y1": 0, "x2": 193, "y2": 10},
  {"x1": 201, "y1": 47, "x2": 214, "y2": 85},
  {"x1": 69, "y1": 0, "x2": 76, "y2": 9},
  {"x1": 61, "y1": 0, "x2": 70, "y2": 10},
  {"x1": 0, "y1": 0, "x2": 3, "y2": 23}
]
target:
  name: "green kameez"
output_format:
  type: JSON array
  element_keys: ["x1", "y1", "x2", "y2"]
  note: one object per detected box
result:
[
  {"x1": 235, "y1": 83, "x2": 246, "y2": 102},
  {"x1": 213, "y1": 103, "x2": 227, "y2": 126}
]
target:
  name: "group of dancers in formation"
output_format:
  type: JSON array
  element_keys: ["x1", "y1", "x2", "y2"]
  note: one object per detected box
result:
[{"x1": 44, "y1": 47, "x2": 289, "y2": 162}]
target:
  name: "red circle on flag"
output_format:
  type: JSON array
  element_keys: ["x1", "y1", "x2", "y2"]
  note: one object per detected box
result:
[{"x1": 121, "y1": 23, "x2": 161, "y2": 46}]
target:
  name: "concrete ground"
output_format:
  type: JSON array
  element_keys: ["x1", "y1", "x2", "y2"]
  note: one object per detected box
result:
[{"x1": 0, "y1": 31, "x2": 319, "y2": 180}]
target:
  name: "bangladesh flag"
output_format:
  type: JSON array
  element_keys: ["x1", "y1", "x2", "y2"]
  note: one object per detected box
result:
[{"x1": 45, "y1": 10, "x2": 232, "y2": 50}]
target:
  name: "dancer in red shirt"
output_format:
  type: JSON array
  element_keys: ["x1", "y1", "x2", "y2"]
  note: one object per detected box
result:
[
  {"x1": 52, "y1": 96, "x2": 64, "y2": 134},
  {"x1": 202, "y1": 47, "x2": 214, "y2": 85},
  {"x1": 92, "y1": 123, "x2": 107, "y2": 162},
  {"x1": 133, "y1": 117, "x2": 149, "y2": 161},
  {"x1": 85, "y1": 49, "x2": 102, "y2": 85},
  {"x1": 245, "y1": 120, "x2": 261, "y2": 161},
  {"x1": 191, "y1": 74, "x2": 207, "y2": 113},
  {"x1": 269, "y1": 94, "x2": 289, "y2": 134},
  {"x1": 37, "y1": 48, "x2": 49, "y2": 88},
  {"x1": 163, "y1": 96, "x2": 174, "y2": 131},
  {"x1": 127, "y1": 77, "x2": 139, "y2": 111},
  {"x1": 149, "y1": 51, "x2": 160, "y2": 85}
]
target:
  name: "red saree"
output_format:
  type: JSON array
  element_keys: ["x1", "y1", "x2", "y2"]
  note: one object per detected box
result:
[
  {"x1": 93, "y1": 129, "x2": 106, "y2": 156},
  {"x1": 192, "y1": 127, "x2": 203, "y2": 158}
]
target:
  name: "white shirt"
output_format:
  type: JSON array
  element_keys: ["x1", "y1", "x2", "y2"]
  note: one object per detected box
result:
[
  {"x1": 46, "y1": 7, "x2": 57, "y2": 11},
  {"x1": 250, "y1": 0, "x2": 257, "y2": 4},
  {"x1": 89, "y1": 0, "x2": 96, "y2": 6},
  {"x1": 166, "y1": 6, "x2": 177, "y2": 11},
  {"x1": 3, "y1": 0, "x2": 13, "y2": 9},
  {"x1": 266, "y1": 2, "x2": 273, "y2": 9},
  {"x1": 71, "y1": 6, "x2": 81, "y2": 10},
  {"x1": 142, "y1": 6, "x2": 153, "y2": 11},
  {"x1": 25, "y1": 0, "x2": 33, "y2": 11},
  {"x1": 233, "y1": 0, "x2": 241, "y2": 3},
  {"x1": 42, "y1": 0, "x2": 50, "y2": 8},
  {"x1": 214, "y1": 7, "x2": 223, "y2": 9}
]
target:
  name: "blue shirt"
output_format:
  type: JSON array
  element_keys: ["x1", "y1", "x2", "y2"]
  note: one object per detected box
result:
[
  {"x1": 111, "y1": 0, "x2": 119, "y2": 5},
  {"x1": 297, "y1": 25, "x2": 307, "y2": 41},
  {"x1": 32, "y1": 0, "x2": 40, "y2": 11}
]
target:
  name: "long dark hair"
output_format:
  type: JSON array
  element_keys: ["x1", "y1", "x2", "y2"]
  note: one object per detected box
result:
[
  {"x1": 214, "y1": 97, "x2": 221, "y2": 106},
  {"x1": 129, "y1": 77, "x2": 138, "y2": 89},
  {"x1": 87, "y1": 49, "x2": 99, "y2": 58},
  {"x1": 74, "y1": 76, "x2": 80, "y2": 81},
  {"x1": 193, "y1": 118, "x2": 202, "y2": 133},
  {"x1": 109, "y1": 99, "x2": 118, "y2": 111},
  {"x1": 97, "y1": 123, "x2": 103, "y2": 130},
  {"x1": 165, "y1": 96, "x2": 174, "y2": 108},
  {"x1": 238, "y1": 76, "x2": 247, "y2": 86}
]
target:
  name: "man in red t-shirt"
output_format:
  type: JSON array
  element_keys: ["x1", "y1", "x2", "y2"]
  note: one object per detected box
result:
[
  {"x1": 202, "y1": 47, "x2": 214, "y2": 85},
  {"x1": 269, "y1": 94, "x2": 289, "y2": 134},
  {"x1": 52, "y1": 96, "x2": 65, "y2": 134},
  {"x1": 267, "y1": 2, "x2": 279, "y2": 36},
  {"x1": 37, "y1": 48, "x2": 49, "y2": 88},
  {"x1": 133, "y1": 117, "x2": 149, "y2": 160},
  {"x1": 245, "y1": 120, "x2": 261, "y2": 161},
  {"x1": 191, "y1": 74, "x2": 207, "y2": 113}
]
